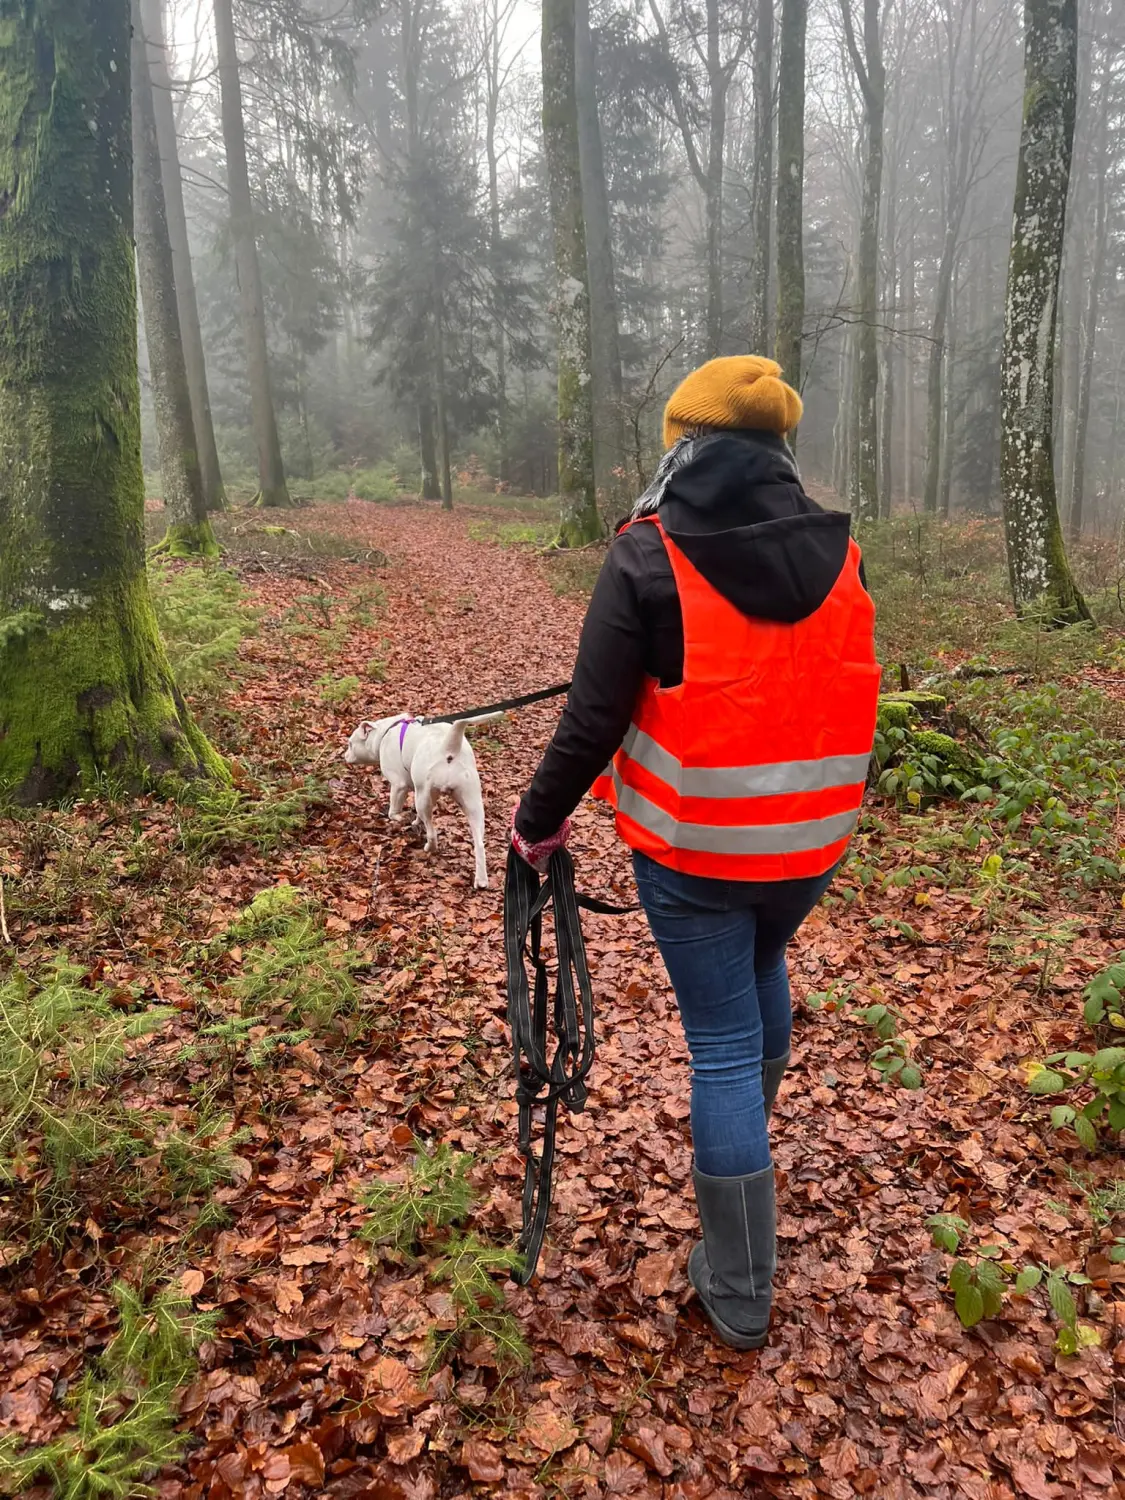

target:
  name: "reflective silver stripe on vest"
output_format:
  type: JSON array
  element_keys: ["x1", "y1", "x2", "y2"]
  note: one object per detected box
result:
[
  {"x1": 614, "y1": 774, "x2": 859, "y2": 855},
  {"x1": 620, "y1": 724, "x2": 871, "y2": 800}
]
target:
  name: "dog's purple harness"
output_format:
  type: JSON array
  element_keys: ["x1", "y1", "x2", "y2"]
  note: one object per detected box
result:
[{"x1": 391, "y1": 716, "x2": 413, "y2": 749}]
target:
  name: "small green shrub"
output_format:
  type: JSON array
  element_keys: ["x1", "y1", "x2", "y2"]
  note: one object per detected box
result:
[
  {"x1": 360, "y1": 1140, "x2": 526, "y2": 1370},
  {"x1": 0, "y1": 960, "x2": 245, "y2": 1243},
  {"x1": 318, "y1": 674, "x2": 362, "y2": 706},
  {"x1": 361, "y1": 1140, "x2": 474, "y2": 1253},
  {"x1": 1031, "y1": 1048, "x2": 1125, "y2": 1149},
  {"x1": 351, "y1": 463, "x2": 400, "y2": 503},
  {"x1": 0, "y1": 1281, "x2": 216, "y2": 1498},
  {"x1": 925, "y1": 1215, "x2": 1098, "y2": 1351},
  {"x1": 0, "y1": 959, "x2": 169, "y2": 1182},
  {"x1": 228, "y1": 887, "x2": 361, "y2": 1031},
  {"x1": 174, "y1": 779, "x2": 323, "y2": 857},
  {"x1": 149, "y1": 562, "x2": 257, "y2": 699},
  {"x1": 1082, "y1": 956, "x2": 1125, "y2": 1033}
]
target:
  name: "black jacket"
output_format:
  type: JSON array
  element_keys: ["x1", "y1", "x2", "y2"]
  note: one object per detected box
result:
[{"x1": 515, "y1": 430, "x2": 862, "y2": 843}]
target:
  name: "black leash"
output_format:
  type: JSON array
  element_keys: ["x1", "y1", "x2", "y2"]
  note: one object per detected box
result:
[
  {"x1": 419, "y1": 681, "x2": 571, "y2": 725},
  {"x1": 503, "y1": 844, "x2": 638, "y2": 1284}
]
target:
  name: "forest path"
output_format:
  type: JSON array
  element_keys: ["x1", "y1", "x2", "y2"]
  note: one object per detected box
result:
[
  {"x1": 6, "y1": 501, "x2": 1118, "y2": 1500},
  {"x1": 202, "y1": 499, "x2": 1120, "y2": 1500}
]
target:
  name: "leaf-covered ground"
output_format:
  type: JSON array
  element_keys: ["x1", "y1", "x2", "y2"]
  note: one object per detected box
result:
[{"x1": 2, "y1": 500, "x2": 1124, "y2": 1500}]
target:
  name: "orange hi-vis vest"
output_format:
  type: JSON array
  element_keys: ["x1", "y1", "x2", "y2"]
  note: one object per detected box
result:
[{"x1": 592, "y1": 516, "x2": 880, "y2": 881}]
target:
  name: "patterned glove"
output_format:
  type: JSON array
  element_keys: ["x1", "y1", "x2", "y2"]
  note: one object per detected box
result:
[{"x1": 510, "y1": 806, "x2": 571, "y2": 874}]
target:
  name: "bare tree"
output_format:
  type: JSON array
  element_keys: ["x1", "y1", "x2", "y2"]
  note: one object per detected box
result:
[
  {"x1": 775, "y1": 0, "x2": 807, "y2": 397},
  {"x1": 840, "y1": 0, "x2": 885, "y2": 521},
  {"x1": 142, "y1": 0, "x2": 227, "y2": 513},
  {"x1": 576, "y1": 0, "x2": 627, "y2": 509},
  {"x1": 213, "y1": 0, "x2": 292, "y2": 507},
  {"x1": 648, "y1": 0, "x2": 750, "y2": 356},
  {"x1": 132, "y1": 0, "x2": 218, "y2": 558},
  {"x1": 1068, "y1": 32, "x2": 1117, "y2": 538},
  {"x1": 748, "y1": 0, "x2": 774, "y2": 351},
  {"x1": 543, "y1": 0, "x2": 598, "y2": 541}
]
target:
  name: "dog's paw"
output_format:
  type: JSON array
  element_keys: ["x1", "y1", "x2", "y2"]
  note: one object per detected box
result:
[{"x1": 473, "y1": 875, "x2": 489, "y2": 890}]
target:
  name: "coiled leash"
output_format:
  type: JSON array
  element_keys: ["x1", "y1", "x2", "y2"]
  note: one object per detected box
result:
[{"x1": 503, "y1": 844, "x2": 637, "y2": 1283}]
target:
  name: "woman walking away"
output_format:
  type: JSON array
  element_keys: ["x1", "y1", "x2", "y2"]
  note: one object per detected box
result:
[{"x1": 511, "y1": 356, "x2": 880, "y2": 1349}]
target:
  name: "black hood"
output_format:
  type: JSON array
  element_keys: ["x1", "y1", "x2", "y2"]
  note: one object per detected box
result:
[{"x1": 657, "y1": 430, "x2": 853, "y2": 624}]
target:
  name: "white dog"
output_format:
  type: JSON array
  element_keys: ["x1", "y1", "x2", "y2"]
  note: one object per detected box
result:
[{"x1": 344, "y1": 713, "x2": 500, "y2": 888}]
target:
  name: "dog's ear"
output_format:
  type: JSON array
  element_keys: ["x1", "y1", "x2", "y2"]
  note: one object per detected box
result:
[{"x1": 359, "y1": 720, "x2": 376, "y2": 736}]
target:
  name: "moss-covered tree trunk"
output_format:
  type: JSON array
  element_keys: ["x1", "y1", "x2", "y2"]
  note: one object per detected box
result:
[
  {"x1": 142, "y1": 0, "x2": 227, "y2": 513},
  {"x1": 774, "y1": 0, "x2": 807, "y2": 426},
  {"x1": 132, "y1": 0, "x2": 218, "y2": 560},
  {"x1": 1000, "y1": 0, "x2": 1089, "y2": 623},
  {"x1": 841, "y1": 0, "x2": 884, "y2": 522},
  {"x1": 542, "y1": 0, "x2": 599, "y2": 545},
  {"x1": 213, "y1": 0, "x2": 292, "y2": 508},
  {"x1": 0, "y1": 0, "x2": 224, "y2": 803}
]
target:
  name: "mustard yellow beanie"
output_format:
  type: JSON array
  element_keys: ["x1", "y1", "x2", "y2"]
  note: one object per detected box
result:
[{"x1": 663, "y1": 355, "x2": 803, "y2": 448}]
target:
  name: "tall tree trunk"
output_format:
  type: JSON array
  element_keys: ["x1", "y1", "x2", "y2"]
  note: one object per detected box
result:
[
  {"x1": 878, "y1": 150, "x2": 896, "y2": 516},
  {"x1": 542, "y1": 0, "x2": 598, "y2": 543},
  {"x1": 704, "y1": 0, "x2": 726, "y2": 356},
  {"x1": 419, "y1": 400, "x2": 441, "y2": 499},
  {"x1": 939, "y1": 274, "x2": 956, "y2": 517},
  {"x1": 213, "y1": 0, "x2": 292, "y2": 507},
  {"x1": 841, "y1": 0, "x2": 884, "y2": 521},
  {"x1": 1069, "y1": 48, "x2": 1112, "y2": 542},
  {"x1": 1000, "y1": 0, "x2": 1088, "y2": 622},
  {"x1": 879, "y1": 330, "x2": 894, "y2": 518},
  {"x1": 132, "y1": 0, "x2": 218, "y2": 560},
  {"x1": 576, "y1": 0, "x2": 627, "y2": 509},
  {"x1": 748, "y1": 0, "x2": 774, "y2": 352},
  {"x1": 902, "y1": 230, "x2": 915, "y2": 504},
  {"x1": 435, "y1": 302, "x2": 453, "y2": 511},
  {"x1": 923, "y1": 231, "x2": 958, "y2": 514},
  {"x1": 774, "y1": 0, "x2": 807, "y2": 408},
  {"x1": 1057, "y1": 238, "x2": 1081, "y2": 510},
  {"x1": 141, "y1": 0, "x2": 227, "y2": 512},
  {"x1": 484, "y1": 0, "x2": 509, "y2": 484},
  {"x1": 833, "y1": 317, "x2": 855, "y2": 498},
  {"x1": 0, "y1": 0, "x2": 222, "y2": 803}
]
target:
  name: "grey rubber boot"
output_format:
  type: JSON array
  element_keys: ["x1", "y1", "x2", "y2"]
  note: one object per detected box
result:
[
  {"x1": 761, "y1": 1050, "x2": 790, "y2": 1120},
  {"x1": 687, "y1": 1166, "x2": 776, "y2": 1350}
]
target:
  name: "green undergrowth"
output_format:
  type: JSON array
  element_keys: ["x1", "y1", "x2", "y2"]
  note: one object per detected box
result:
[
  {"x1": 172, "y1": 775, "x2": 327, "y2": 857},
  {"x1": 183, "y1": 887, "x2": 364, "y2": 1093},
  {"x1": 0, "y1": 1281, "x2": 216, "y2": 1498},
  {"x1": 281, "y1": 585, "x2": 387, "y2": 662},
  {"x1": 926, "y1": 1214, "x2": 1099, "y2": 1354},
  {"x1": 360, "y1": 1140, "x2": 527, "y2": 1371},
  {"x1": 0, "y1": 958, "x2": 245, "y2": 1250},
  {"x1": 287, "y1": 462, "x2": 402, "y2": 504},
  {"x1": 870, "y1": 677, "x2": 1125, "y2": 893},
  {"x1": 149, "y1": 560, "x2": 257, "y2": 701}
]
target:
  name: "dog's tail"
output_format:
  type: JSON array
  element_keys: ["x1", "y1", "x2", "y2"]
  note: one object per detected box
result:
[{"x1": 441, "y1": 712, "x2": 503, "y2": 758}]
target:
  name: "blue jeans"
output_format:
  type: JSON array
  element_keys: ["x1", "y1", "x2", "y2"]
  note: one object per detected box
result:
[{"x1": 633, "y1": 852, "x2": 836, "y2": 1177}]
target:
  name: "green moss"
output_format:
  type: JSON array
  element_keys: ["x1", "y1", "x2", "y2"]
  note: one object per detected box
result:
[
  {"x1": 0, "y1": 572, "x2": 227, "y2": 804},
  {"x1": 150, "y1": 520, "x2": 221, "y2": 560},
  {"x1": 876, "y1": 691, "x2": 949, "y2": 731},
  {"x1": 911, "y1": 729, "x2": 981, "y2": 775}
]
